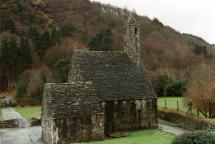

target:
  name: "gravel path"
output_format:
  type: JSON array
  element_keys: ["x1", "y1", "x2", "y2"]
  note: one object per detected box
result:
[
  {"x1": 159, "y1": 124, "x2": 190, "y2": 135},
  {"x1": 1, "y1": 108, "x2": 29, "y2": 128}
]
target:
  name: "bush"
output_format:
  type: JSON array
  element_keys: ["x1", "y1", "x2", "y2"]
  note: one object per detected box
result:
[
  {"x1": 172, "y1": 131, "x2": 215, "y2": 144},
  {"x1": 0, "y1": 15, "x2": 16, "y2": 33},
  {"x1": 193, "y1": 45, "x2": 207, "y2": 55},
  {"x1": 88, "y1": 28, "x2": 113, "y2": 51},
  {"x1": 153, "y1": 74, "x2": 187, "y2": 97},
  {"x1": 53, "y1": 57, "x2": 70, "y2": 83},
  {"x1": 15, "y1": 80, "x2": 27, "y2": 100}
]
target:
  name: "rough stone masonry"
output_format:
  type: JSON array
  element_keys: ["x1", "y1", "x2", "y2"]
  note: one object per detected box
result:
[{"x1": 42, "y1": 13, "x2": 158, "y2": 144}]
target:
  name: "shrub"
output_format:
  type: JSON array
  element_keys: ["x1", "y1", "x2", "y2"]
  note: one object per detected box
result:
[
  {"x1": 53, "y1": 57, "x2": 70, "y2": 83},
  {"x1": 88, "y1": 28, "x2": 113, "y2": 51},
  {"x1": 0, "y1": 15, "x2": 16, "y2": 33},
  {"x1": 172, "y1": 131, "x2": 215, "y2": 144},
  {"x1": 193, "y1": 45, "x2": 207, "y2": 55},
  {"x1": 153, "y1": 74, "x2": 187, "y2": 97},
  {"x1": 152, "y1": 18, "x2": 164, "y2": 27},
  {"x1": 15, "y1": 80, "x2": 27, "y2": 100}
]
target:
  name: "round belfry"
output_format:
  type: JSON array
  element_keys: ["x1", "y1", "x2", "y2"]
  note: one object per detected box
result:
[{"x1": 124, "y1": 13, "x2": 141, "y2": 63}]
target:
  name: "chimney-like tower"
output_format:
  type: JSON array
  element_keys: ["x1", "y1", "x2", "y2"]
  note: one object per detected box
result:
[{"x1": 124, "y1": 13, "x2": 141, "y2": 63}]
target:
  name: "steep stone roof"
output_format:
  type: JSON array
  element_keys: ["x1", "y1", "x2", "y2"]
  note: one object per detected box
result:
[
  {"x1": 68, "y1": 51, "x2": 157, "y2": 101},
  {"x1": 42, "y1": 82, "x2": 102, "y2": 119}
]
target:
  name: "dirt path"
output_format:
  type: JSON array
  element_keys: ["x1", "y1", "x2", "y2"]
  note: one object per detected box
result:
[
  {"x1": 0, "y1": 127, "x2": 42, "y2": 144},
  {"x1": 2, "y1": 108, "x2": 29, "y2": 128}
]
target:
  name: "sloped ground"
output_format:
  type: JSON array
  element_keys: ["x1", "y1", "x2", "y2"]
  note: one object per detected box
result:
[
  {"x1": 0, "y1": 121, "x2": 191, "y2": 144},
  {"x1": 2, "y1": 108, "x2": 29, "y2": 128},
  {"x1": 0, "y1": 126, "x2": 42, "y2": 144}
]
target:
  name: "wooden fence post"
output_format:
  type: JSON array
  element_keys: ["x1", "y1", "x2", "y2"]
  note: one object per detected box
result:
[
  {"x1": 177, "y1": 100, "x2": 179, "y2": 111},
  {"x1": 165, "y1": 99, "x2": 167, "y2": 109},
  {"x1": 197, "y1": 109, "x2": 199, "y2": 117}
]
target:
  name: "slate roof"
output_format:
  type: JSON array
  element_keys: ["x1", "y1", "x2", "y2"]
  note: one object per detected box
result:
[
  {"x1": 42, "y1": 82, "x2": 102, "y2": 119},
  {"x1": 68, "y1": 51, "x2": 157, "y2": 101}
]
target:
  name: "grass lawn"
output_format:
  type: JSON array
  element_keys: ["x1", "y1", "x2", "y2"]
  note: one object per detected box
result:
[
  {"x1": 158, "y1": 97, "x2": 188, "y2": 112},
  {"x1": 0, "y1": 108, "x2": 2, "y2": 120},
  {"x1": 81, "y1": 130, "x2": 175, "y2": 144},
  {"x1": 158, "y1": 97, "x2": 204, "y2": 117},
  {"x1": 15, "y1": 106, "x2": 41, "y2": 121}
]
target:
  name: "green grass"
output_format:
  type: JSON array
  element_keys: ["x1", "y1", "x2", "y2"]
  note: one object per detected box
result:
[
  {"x1": 15, "y1": 106, "x2": 41, "y2": 121},
  {"x1": 158, "y1": 97, "x2": 188, "y2": 112},
  {"x1": 81, "y1": 130, "x2": 175, "y2": 144},
  {"x1": 158, "y1": 97, "x2": 204, "y2": 117},
  {"x1": 0, "y1": 108, "x2": 2, "y2": 120}
]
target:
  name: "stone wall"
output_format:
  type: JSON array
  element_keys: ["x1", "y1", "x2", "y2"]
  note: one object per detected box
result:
[
  {"x1": 42, "y1": 82, "x2": 101, "y2": 119},
  {"x1": 42, "y1": 82, "x2": 104, "y2": 144},
  {"x1": 158, "y1": 109, "x2": 215, "y2": 130},
  {"x1": 124, "y1": 14, "x2": 141, "y2": 63},
  {"x1": 103, "y1": 99, "x2": 157, "y2": 135},
  {"x1": 0, "y1": 119, "x2": 18, "y2": 128},
  {"x1": 42, "y1": 114, "x2": 104, "y2": 144}
]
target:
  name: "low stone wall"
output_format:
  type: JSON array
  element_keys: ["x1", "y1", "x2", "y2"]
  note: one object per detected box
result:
[
  {"x1": 0, "y1": 119, "x2": 18, "y2": 128},
  {"x1": 158, "y1": 108, "x2": 215, "y2": 130},
  {"x1": 30, "y1": 118, "x2": 41, "y2": 127},
  {"x1": 42, "y1": 113, "x2": 104, "y2": 144}
]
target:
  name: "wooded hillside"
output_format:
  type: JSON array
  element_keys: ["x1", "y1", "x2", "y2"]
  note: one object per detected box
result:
[{"x1": 0, "y1": 0, "x2": 214, "y2": 104}]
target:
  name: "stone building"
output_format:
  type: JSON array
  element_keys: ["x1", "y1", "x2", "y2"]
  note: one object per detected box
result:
[{"x1": 42, "y1": 14, "x2": 158, "y2": 144}]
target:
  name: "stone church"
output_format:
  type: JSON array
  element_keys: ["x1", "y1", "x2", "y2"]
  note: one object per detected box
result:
[{"x1": 42, "y1": 14, "x2": 158, "y2": 144}]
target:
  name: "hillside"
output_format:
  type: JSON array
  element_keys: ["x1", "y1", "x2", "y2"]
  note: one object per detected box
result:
[{"x1": 0, "y1": 0, "x2": 214, "y2": 103}]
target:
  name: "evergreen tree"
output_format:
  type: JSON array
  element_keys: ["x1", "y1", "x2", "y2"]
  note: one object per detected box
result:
[
  {"x1": 28, "y1": 26, "x2": 40, "y2": 47},
  {"x1": 101, "y1": 28, "x2": 113, "y2": 51},
  {"x1": 40, "y1": 31, "x2": 52, "y2": 49},
  {"x1": 0, "y1": 37, "x2": 18, "y2": 87},
  {"x1": 15, "y1": 80, "x2": 27, "y2": 100},
  {"x1": 53, "y1": 57, "x2": 70, "y2": 83},
  {"x1": 0, "y1": 39, "x2": 9, "y2": 88},
  {"x1": 51, "y1": 28, "x2": 62, "y2": 45},
  {"x1": 0, "y1": 15, "x2": 16, "y2": 33},
  {"x1": 88, "y1": 28, "x2": 113, "y2": 51},
  {"x1": 18, "y1": 37, "x2": 32, "y2": 71},
  {"x1": 35, "y1": 31, "x2": 52, "y2": 58}
]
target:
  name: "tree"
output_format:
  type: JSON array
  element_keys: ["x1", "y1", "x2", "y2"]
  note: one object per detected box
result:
[
  {"x1": 101, "y1": 28, "x2": 113, "y2": 51},
  {"x1": 152, "y1": 18, "x2": 164, "y2": 27},
  {"x1": 0, "y1": 39, "x2": 9, "y2": 88},
  {"x1": 167, "y1": 80, "x2": 188, "y2": 96},
  {"x1": 153, "y1": 74, "x2": 173, "y2": 97},
  {"x1": 15, "y1": 80, "x2": 27, "y2": 100},
  {"x1": 185, "y1": 65, "x2": 215, "y2": 118},
  {"x1": 0, "y1": 15, "x2": 16, "y2": 33},
  {"x1": 153, "y1": 74, "x2": 187, "y2": 97},
  {"x1": 193, "y1": 45, "x2": 207, "y2": 55},
  {"x1": 88, "y1": 28, "x2": 113, "y2": 51},
  {"x1": 53, "y1": 57, "x2": 70, "y2": 83},
  {"x1": 28, "y1": 26, "x2": 40, "y2": 47},
  {"x1": 17, "y1": 37, "x2": 32, "y2": 71},
  {"x1": 51, "y1": 28, "x2": 62, "y2": 45},
  {"x1": 0, "y1": 36, "x2": 18, "y2": 86}
]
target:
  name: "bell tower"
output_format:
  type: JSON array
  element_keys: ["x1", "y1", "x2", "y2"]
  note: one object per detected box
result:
[{"x1": 124, "y1": 13, "x2": 141, "y2": 63}]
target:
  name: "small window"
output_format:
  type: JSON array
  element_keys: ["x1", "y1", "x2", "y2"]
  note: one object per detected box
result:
[
  {"x1": 125, "y1": 42, "x2": 127, "y2": 46},
  {"x1": 124, "y1": 28, "x2": 127, "y2": 34},
  {"x1": 135, "y1": 28, "x2": 138, "y2": 35}
]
